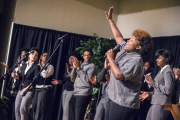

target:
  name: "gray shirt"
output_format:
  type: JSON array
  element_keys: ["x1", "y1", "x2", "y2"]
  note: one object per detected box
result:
[
  {"x1": 108, "y1": 41, "x2": 143, "y2": 109},
  {"x1": 151, "y1": 65, "x2": 175, "y2": 105},
  {"x1": 71, "y1": 62, "x2": 97, "y2": 96}
]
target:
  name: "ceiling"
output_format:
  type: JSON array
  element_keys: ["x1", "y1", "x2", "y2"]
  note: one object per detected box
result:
[{"x1": 77, "y1": 0, "x2": 180, "y2": 15}]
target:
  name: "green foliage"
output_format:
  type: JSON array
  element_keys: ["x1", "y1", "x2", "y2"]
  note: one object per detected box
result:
[
  {"x1": 77, "y1": 33, "x2": 113, "y2": 117},
  {"x1": 0, "y1": 96, "x2": 9, "y2": 119},
  {"x1": 76, "y1": 33, "x2": 113, "y2": 73},
  {"x1": 93, "y1": 88, "x2": 99, "y2": 95}
]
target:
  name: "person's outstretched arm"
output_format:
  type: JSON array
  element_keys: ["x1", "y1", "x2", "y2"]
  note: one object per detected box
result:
[{"x1": 105, "y1": 6, "x2": 124, "y2": 45}]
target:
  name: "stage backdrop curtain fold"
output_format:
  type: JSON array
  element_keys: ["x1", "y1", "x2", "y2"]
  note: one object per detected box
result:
[
  {"x1": 4, "y1": 23, "x2": 180, "y2": 120},
  {"x1": 142, "y1": 36, "x2": 180, "y2": 78}
]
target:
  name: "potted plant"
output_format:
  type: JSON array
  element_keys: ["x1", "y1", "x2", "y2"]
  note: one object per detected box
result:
[{"x1": 76, "y1": 33, "x2": 114, "y2": 119}]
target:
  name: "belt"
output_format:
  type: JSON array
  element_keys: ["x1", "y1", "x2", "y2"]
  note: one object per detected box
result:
[{"x1": 35, "y1": 85, "x2": 52, "y2": 88}]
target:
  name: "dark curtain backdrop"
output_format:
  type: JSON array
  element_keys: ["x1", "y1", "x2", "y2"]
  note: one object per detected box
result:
[
  {"x1": 142, "y1": 36, "x2": 180, "y2": 78},
  {"x1": 5, "y1": 23, "x2": 180, "y2": 120},
  {"x1": 6, "y1": 23, "x2": 92, "y2": 120}
]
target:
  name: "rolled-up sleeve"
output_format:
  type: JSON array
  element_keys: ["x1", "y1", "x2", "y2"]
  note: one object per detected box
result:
[
  {"x1": 40, "y1": 65, "x2": 54, "y2": 78},
  {"x1": 71, "y1": 68, "x2": 77, "y2": 82},
  {"x1": 120, "y1": 60, "x2": 141, "y2": 81}
]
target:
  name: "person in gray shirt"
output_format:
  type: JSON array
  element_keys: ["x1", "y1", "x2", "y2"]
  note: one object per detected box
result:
[
  {"x1": 69, "y1": 49, "x2": 97, "y2": 120},
  {"x1": 140, "y1": 49, "x2": 175, "y2": 120},
  {"x1": 104, "y1": 6, "x2": 154, "y2": 120}
]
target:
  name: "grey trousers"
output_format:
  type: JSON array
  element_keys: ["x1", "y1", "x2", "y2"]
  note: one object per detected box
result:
[
  {"x1": 146, "y1": 104, "x2": 170, "y2": 120},
  {"x1": 62, "y1": 89, "x2": 74, "y2": 120},
  {"x1": 94, "y1": 97, "x2": 109, "y2": 120},
  {"x1": 15, "y1": 90, "x2": 32, "y2": 120},
  {"x1": 33, "y1": 87, "x2": 52, "y2": 120}
]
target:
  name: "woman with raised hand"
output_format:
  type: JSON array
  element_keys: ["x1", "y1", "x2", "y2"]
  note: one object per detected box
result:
[
  {"x1": 140, "y1": 49, "x2": 175, "y2": 120},
  {"x1": 104, "y1": 6, "x2": 153, "y2": 120}
]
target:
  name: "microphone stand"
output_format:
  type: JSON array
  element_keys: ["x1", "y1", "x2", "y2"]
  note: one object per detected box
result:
[
  {"x1": 0, "y1": 57, "x2": 26, "y2": 80},
  {"x1": 22, "y1": 36, "x2": 66, "y2": 96}
]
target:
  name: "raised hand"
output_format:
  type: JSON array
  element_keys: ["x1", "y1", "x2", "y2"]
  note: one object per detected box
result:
[
  {"x1": 173, "y1": 68, "x2": 180, "y2": 79},
  {"x1": 39, "y1": 56, "x2": 43, "y2": 69},
  {"x1": 104, "y1": 58, "x2": 110, "y2": 69},
  {"x1": 1, "y1": 62, "x2": 8, "y2": 68},
  {"x1": 66, "y1": 63, "x2": 70, "y2": 73},
  {"x1": 73, "y1": 58, "x2": 81, "y2": 69},
  {"x1": 51, "y1": 79, "x2": 62, "y2": 85},
  {"x1": 144, "y1": 74, "x2": 154, "y2": 85},
  {"x1": 140, "y1": 91, "x2": 149, "y2": 101},
  {"x1": 105, "y1": 6, "x2": 113, "y2": 21},
  {"x1": 89, "y1": 75, "x2": 97, "y2": 85},
  {"x1": 105, "y1": 74, "x2": 110, "y2": 81}
]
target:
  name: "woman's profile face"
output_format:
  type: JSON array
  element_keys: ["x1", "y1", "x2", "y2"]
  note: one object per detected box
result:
[
  {"x1": 156, "y1": 55, "x2": 167, "y2": 68},
  {"x1": 124, "y1": 36, "x2": 141, "y2": 53},
  {"x1": 29, "y1": 51, "x2": 38, "y2": 62}
]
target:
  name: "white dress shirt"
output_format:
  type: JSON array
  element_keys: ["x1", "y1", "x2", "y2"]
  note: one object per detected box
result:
[
  {"x1": 36, "y1": 63, "x2": 54, "y2": 88},
  {"x1": 24, "y1": 61, "x2": 34, "y2": 75},
  {"x1": 40, "y1": 64, "x2": 54, "y2": 78}
]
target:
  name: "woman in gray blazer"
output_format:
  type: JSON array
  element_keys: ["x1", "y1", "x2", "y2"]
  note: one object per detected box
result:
[{"x1": 140, "y1": 49, "x2": 175, "y2": 120}]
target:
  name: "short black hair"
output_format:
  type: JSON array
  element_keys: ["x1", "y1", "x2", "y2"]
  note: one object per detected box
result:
[
  {"x1": 21, "y1": 47, "x2": 29, "y2": 52},
  {"x1": 42, "y1": 52, "x2": 49, "y2": 55},
  {"x1": 155, "y1": 49, "x2": 174, "y2": 64},
  {"x1": 83, "y1": 49, "x2": 93, "y2": 56},
  {"x1": 145, "y1": 61, "x2": 154, "y2": 69},
  {"x1": 30, "y1": 47, "x2": 39, "y2": 53},
  {"x1": 67, "y1": 51, "x2": 82, "y2": 63}
]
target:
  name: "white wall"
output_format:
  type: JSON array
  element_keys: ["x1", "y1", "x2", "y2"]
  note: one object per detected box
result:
[
  {"x1": 14, "y1": 0, "x2": 119, "y2": 38},
  {"x1": 117, "y1": 1, "x2": 180, "y2": 38}
]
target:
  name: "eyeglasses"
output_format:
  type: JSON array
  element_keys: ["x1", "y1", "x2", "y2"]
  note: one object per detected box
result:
[
  {"x1": 42, "y1": 55, "x2": 49, "y2": 57},
  {"x1": 83, "y1": 55, "x2": 91, "y2": 57}
]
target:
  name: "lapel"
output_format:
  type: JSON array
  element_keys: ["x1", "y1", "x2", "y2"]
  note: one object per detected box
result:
[
  {"x1": 25, "y1": 63, "x2": 35, "y2": 78},
  {"x1": 22, "y1": 63, "x2": 36, "y2": 81},
  {"x1": 21, "y1": 63, "x2": 27, "y2": 81}
]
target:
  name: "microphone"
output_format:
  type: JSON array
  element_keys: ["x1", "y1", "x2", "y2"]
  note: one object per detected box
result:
[
  {"x1": 28, "y1": 50, "x2": 34, "y2": 54},
  {"x1": 58, "y1": 33, "x2": 69, "y2": 40},
  {"x1": 104, "y1": 44, "x2": 121, "y2": 58}
]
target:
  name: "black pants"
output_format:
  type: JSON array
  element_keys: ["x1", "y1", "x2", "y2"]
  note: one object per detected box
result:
[
  {"x1": 32, "y1": 87, "x2": 52, "y2": 120},
  {"x1": 69, "y1": 95, "x2": 92, "y2": 120},
  {"x1": 107, "y1": 100, "x2": 138, "y2": 120}
]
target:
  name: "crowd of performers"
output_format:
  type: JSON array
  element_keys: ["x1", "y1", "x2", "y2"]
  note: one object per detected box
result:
[{"x1": 1, "y1": 6, "x2": 180, "y2": 120}]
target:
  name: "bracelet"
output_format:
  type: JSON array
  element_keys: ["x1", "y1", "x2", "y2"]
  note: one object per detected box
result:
[{"x1": 109, "y1": 20, "x2": 114, "y2": 23}]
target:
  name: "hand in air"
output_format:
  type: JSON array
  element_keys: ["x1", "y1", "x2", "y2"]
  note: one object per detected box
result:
[
  {"x1": 144, "y1": 74, "x2": 154, "y2": 85},
  {"x1": 105, "y1": 6, "x2": 114, "y2": 21},
  {"x1": 104, "y1": 58, "x2": 110, "y2": 69},
  {"x1": 89, "y1": 75, "x2": 97, "y2": 85},
  {"x1": 1, "y1": 62, "x2": 8, "y2": 68},
  {"x1": 73, "y1": 58, "x2": 81, "y2": 69}
]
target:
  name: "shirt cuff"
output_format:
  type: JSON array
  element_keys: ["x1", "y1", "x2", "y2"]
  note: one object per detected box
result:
[{"x1": 150, "y1": 82, "x2": 155, "y2": 87}]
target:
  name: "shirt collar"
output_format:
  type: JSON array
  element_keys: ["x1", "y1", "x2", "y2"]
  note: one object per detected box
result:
[
  {"x1": 126, "y1": 52, "x2": 141, "y2": 57},
  {"x1": 160, "y1": 64, "x2": 169, "y2": 73},
  {"x1": 26, "y1": 61, "x2": 34, "y2": 66},
  {"x1": 147, "y1": 72, "x2": 152, "y2": 76}
]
